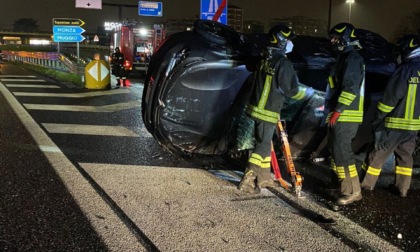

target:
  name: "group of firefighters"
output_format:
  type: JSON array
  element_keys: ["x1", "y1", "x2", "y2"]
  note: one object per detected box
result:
[{"x1": 238, "y1": 22, "x2": 420, "y2": 206}]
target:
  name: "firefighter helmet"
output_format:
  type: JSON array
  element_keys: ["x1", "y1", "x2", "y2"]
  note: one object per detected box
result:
[
  {"x1": 269, "y1": 24, "x2": 295, "y2": 51},
  {"x1": 397, "y1": 34, "x2": 420, "y2": 60},
  {"x1": 329, "y1": 23, "x2": 357, "y2": 46}
]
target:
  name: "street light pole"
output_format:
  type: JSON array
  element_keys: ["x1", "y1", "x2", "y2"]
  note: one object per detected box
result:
[
  {"x1": 328, "y1": 0, "x2": 332, "y2": 32},
  {"x1": 346, "y1": 0, "x2": 355, "y2": 23}
]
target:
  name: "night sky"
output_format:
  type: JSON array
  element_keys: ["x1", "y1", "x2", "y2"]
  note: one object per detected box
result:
[{"x1": 0, "y1": 0, "x2": 419, "y2": 41}]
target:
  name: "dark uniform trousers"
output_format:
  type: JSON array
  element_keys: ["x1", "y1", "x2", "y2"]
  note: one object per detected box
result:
[
  {"x1": 328, "y1": 122, "x2": 360, "y2": 196},
  {"x1": 361, "y1": 130, "x2": 416, "y2": 193},
  {"x1": 245, "y1": 121, "x2": 276, "y2": 184}
]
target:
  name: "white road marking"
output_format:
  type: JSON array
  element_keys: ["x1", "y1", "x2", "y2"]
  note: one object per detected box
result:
[
  {"x1": 0, "y1": 81, "x2": 145, "y2": 250},
  {"x1": 42, "y1": 123, "x2": 139, "y2": 137},
  {"x1": 14, "y1": 89, "x2": 130, "y2": 97},
  {"x1": 6, "y1": 84, "x2": 59, "y2": 88},
  {"x1": 0, "y1": 75, "x2": 37, "y2": 78},
  {"x1": 24, "y1": 100, "x2": 141, "y2": 112},
  {"x1": 1, "y1": 79, "x2": 46, "y2": 82}
]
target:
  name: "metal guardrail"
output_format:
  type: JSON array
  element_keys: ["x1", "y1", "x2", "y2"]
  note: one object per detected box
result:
[{"x1": 2, "y1": 50, "x2": 85, "y2": 74}]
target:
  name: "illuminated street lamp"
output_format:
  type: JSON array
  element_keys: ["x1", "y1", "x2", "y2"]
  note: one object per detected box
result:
[{"x1": 346, "y1": 0, "x2": 355, "y2": 23}]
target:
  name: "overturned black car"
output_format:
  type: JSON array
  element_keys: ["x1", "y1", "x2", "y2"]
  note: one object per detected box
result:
[{"x1": 141, "y1": 20, "x2": 397, "y2": 159}]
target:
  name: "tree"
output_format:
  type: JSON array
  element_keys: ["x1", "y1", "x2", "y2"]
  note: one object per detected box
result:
[
  {"x1": 393, "y1": 10, "x2": 420, "y2": 42},
  {"x1": 13, "y1": 18, "x2": 39, "y2": 32}
]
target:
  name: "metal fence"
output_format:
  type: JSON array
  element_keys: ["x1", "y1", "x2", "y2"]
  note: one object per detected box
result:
[{"x1": 2, "y1": 50, "x2": 85, "y2": 74}]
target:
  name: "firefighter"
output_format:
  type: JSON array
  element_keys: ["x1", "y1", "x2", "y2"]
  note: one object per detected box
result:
[
  {"x1": 326, "y1": 23, "x2": 365, "y2": 205},
  {"x1": 238, "y1": 24, "x2": 307, "y2": 194},
  {"x1": 360, "y1": 34, "x2": 420, "y2": 197},
  {"x1": 111, "y1": 47, "x2": 127, "y2": 87}
]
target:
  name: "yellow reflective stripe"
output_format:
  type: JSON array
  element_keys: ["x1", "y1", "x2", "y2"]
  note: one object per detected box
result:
[
  {"x1": 337, "y1": 108, "x2": 363, "y2": 122},
  {"x1": 249, "y1": 153, "x2": 271, "y2": 168},
  {"x1": 367, "y1": 166, "x2": 381, "y2": 176},
  {"x1": 336, "y1": 166, "x2": 346, "y2": 179},
  {"x1": 338, "y1": 117, "x2": 363, "y2": 122},
  {"x1": 377, "y1": 101, "x2": 394, "y2": 113},
  {"x1": 340, "y1": 110, "x2": 363, "y2": 116},
  {"x1": 246, "y1": 105, "x2": 279, "y2": 124},
  {"x1": 330, "y1": 159, "x2": 337, "y2": 172},
  {"x1": 338, "y1": 91, "x2": 356, "y2": 106},
  {"x1": 349, "y1": 164, "x2": 358, "y2": 178},
  {"x1": 291, "y1": 87, "x2": 306, "y2": 100},
  {"x1": 260, "y1": 162, "x2": 272, "y2": 169},
  {"x1": 245, "y1": 170, "x2": 254, "y2": 176},
  {"x1": 384, "y1": 117, "x2": 420, "y2": 130},
  {"x1": 405, "y1": 84, "x2": 417, "y2": 119},
  {"x1": 362, "y1": 162, "x2": 367, "y2": 170},
  {"x1": 396, "y1": 166, "x2": 412, "y2": 177},
  {"x1": 258, "y1": 75, "x2": 272, "y2": 109},
  {"x1": 328, "y1": 76, "x2": 335, "y2": 89}
]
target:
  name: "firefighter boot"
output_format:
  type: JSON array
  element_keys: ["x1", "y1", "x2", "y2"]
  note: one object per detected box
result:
[
  {"x1": 337, "y1": 177, "x2": 362, "y2": 206},
  {"x1": 116, "y1": 78, "x2": 121, "y2": 87},
  {"x1": 394, "y1": 171, "x2": 411, "y2": 197},
  {"x1": 388, "y1": 184, "x2": 408, "y2": 198},
  {"x1": 325, "y1": 169, "x2": 340, "y2": 192},
  {"x1": 360, "y1": 166, "x2": 381, "y2": 191},
  {"x1": 257, "y1": 168, "x2": 279, "y2": 188},
  {"x1": 238, "y1": 170, "x2": 260, "y2": 194}
]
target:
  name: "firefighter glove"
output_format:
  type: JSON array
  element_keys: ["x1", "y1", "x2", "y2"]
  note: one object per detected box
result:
[
  {"x1": 374, "y1": 131, "x2": 390, "y2": 151},
  {"x1": 327, "y1": 111, "x2": 341, "y2": 127}
]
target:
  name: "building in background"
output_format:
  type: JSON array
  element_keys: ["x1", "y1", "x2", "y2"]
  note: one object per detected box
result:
[
  {"x1": 227, "y1": 5, "x2": 243, "y2": 33},
  {"x1": 164, "y1": 18, "x2": 196, "y2": 36},
  {"x1": 243, "y1": 20, "x2": 265, "y2": 34},
  {"x1": 269, "y1": 16, "x2": 327, "y2": 37}
]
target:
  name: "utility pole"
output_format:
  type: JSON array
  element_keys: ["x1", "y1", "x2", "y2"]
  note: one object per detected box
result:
[{"x1": 327, "y1": 0, "x2": 332, "y2": 34}]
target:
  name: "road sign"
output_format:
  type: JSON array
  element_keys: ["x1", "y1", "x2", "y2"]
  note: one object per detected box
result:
[
  {"x1": 53, "y1": 18, "x2": 86, "y2": 43},
  {"x1": 85, "y1": 60, "x2": 111, "y2": 89},
  {"x1": 200, "y1": 0, "x2": 227, "y2": 25},
  {"x1": 53, "y1": 18, "x2": 85, "y2": 27},
  {"x1": 75, "y1": 0, "x2": 102, "y2": 9},
  {"x1": 53, "y1": 34, "x2": 85, "y2": 43},
  {"x1": 53, "y1": 26, "x2": 85, "y2": 35},
  {"x1": 138, "y1": 1, "x2": 162, "y2": 17}
]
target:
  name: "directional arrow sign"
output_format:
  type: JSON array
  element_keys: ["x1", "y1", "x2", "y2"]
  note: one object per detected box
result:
[
  {"x1": 53, "y1": 18, "x2": 85, "y2": 26},
  {"x1": 53, "y1": 34, "x2": 85, "y2": 43},
  {"x1": 53, "y1": 26, "x2": 85, "y2": 35},
  {"x1": 85, "y1": 60, "x2": 111, "y2": 89}
]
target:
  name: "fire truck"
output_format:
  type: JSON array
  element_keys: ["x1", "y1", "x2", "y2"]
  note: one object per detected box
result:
[{"x1": 110, "y1": 20, "x2": 164, "y2": 74}]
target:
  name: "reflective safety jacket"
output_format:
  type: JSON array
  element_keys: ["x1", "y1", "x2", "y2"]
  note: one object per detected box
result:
[
  {"x1": 246, "y1": 48, "x2": 306, "y2": 124},
  {"x1": 326, "y1": 46, "x2": 365, "y2": 123},
  {"x1": 111, "y1": 51, "x2": 125, "y2": 66},
  {"x1": 375, "y1": 56, "x2": 420, "y2": 131}
]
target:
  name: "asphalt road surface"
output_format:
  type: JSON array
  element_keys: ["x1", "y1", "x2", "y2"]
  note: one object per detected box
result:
[{"x1": 0, "y1": 62, "x2": 418, "y2": 251}]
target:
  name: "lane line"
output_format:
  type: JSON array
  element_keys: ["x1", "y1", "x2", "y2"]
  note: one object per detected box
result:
[
  {"x1": 6, "y1": 84, "x2": 59, "y2": 88},
  {"x1": 14, "y1": 89, "x2": 130, "y2": 97},
  {"x1": 24, "y1": 100, "x2": 141, "y2": 112},
  {"x1": 0, "y1": 81, "x2": 146, "y2": 250},
  {"x1": 1, "y1": 79, "x2": 46, "y2": 82},
  {"x1": 42, "y1": 123, "x2": 139, "y2": 137},
  {"x1": 0, "y1": 75, "x2": 37, "y2": 78}
]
